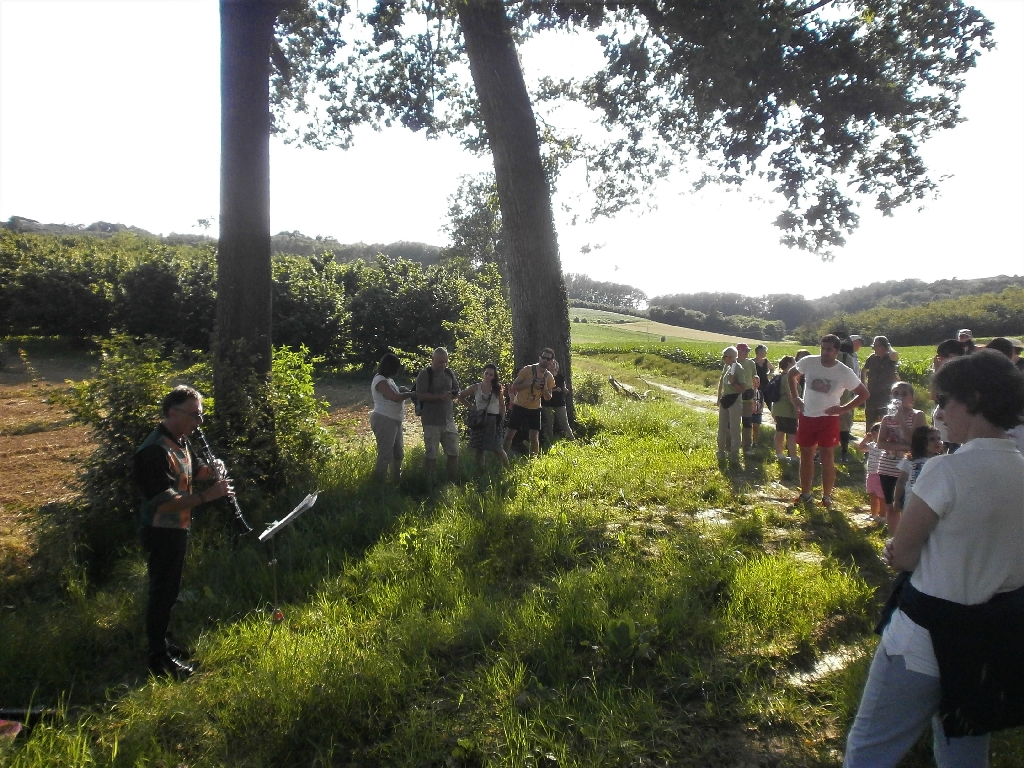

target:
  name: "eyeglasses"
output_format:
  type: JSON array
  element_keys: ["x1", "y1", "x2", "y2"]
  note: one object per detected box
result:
[
  {"x1": 174, "y1": 406, "x2": 204, "y2": 420},
  {"x1": 541, "y1": 356, "x2": 554, "y2": 361}
]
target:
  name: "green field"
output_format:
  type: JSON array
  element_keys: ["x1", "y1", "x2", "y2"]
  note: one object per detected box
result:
[{"x1": 569, "y1": 307, "x2": 763, "y2": 345}]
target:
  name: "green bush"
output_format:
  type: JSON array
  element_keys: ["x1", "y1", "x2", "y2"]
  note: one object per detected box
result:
[
  {"x1": 573, "y1": 371, "x2": 605, "y2": 405},
  {"x1": 115, "y1": 249, "x2": 216, "y2": 349},
  {"x1": 61, "y1": 337, "x2": 339, "y2": 580},
  {"x1": 271, "y1": 254, "x2": 349, "y2": 364}
]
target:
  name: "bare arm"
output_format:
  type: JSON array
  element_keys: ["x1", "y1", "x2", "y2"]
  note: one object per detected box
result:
[
  {"x1": 883, "y1": 494, "x2": 940, "y2": 572},
  {"x1": 826, "y1": 382, "x2": 869, "y2": 416},
  {"x1": 376, "y1": 378, "x2": 411, "y2": 403},
  {"x1": 787, "y1": 367, "x2": 804, "y2": 413}
]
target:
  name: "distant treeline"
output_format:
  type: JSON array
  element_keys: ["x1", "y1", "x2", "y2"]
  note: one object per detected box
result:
[
  {"x1": 808, "y1": 276, "x2": 1024, "y2": 317},
  {"x1": 563, "y1": 273, "x2": 647, "y2": 309},
  {"x1": 568, "y1": 301, "x2": 648, "y2": 319},
  {"x1": 0, "y1": 229, "x2": 510, "y2": 380},
  {"x1": 802, "y1": 287, "x2": 1024, "y2": 346},
  {"x1": 3, "y1": 217, "x2": 442, "y2": 267}
]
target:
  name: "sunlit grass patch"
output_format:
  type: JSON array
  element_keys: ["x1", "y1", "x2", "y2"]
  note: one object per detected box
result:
[{"x1": 724, "y1": 551, "x2": 873, "y2": 661}]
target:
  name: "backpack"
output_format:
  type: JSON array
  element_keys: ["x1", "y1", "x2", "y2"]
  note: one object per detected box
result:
[{"x1": 762, "y1": 374, "x2": 783, "y2": 410}]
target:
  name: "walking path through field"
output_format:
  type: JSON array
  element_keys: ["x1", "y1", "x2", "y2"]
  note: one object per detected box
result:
[{"x1": 639, "y1": 376, "x2": 867, "y2": 436}]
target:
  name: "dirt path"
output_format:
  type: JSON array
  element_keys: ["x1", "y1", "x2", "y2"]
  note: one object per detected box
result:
[
  {"x1": 639, "y1": 376, "x2": 867, "y2": 436},
  {"x1": 639, "y1": 377, "x2": 717, "y2": 413}
]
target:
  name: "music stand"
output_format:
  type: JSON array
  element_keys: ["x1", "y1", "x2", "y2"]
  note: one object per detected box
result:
[{"x1": 259, "y1": 492, "x2": 317, "y2": 642}]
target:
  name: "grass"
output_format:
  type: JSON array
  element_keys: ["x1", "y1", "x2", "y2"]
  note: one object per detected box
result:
[
  {"x1": 569, "y1": 309, "x2": 762, "y2": 345},
  {"x1": 1, "y1": 352, "x2": 1021, "y2": 766}
]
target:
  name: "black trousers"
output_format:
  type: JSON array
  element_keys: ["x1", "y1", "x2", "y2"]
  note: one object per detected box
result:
[{"x1": 140, "y1": 526, "x2": 189, "y2": 658}]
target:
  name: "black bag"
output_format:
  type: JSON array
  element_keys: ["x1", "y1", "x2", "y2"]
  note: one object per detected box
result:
[
  {"x1": 762, "y1": 374, "x2": 783, "y2": 410},
  {"x1": 465, "y1": 388, "x2": 492, "y2": 429},
  {"x1": 720, "y1": 392, "x2": 739, "y2": 409}
]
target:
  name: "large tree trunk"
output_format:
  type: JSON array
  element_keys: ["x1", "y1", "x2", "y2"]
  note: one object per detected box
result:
[
  {"x1": 218, "y1": 0, "x2": 279, "y2": 381},
  {"x1": 217, "y1": 0, "x2": 283, "y2": 487},
  {"x1": 457, "y1": 0, "x2": 574, "y2": 418}
]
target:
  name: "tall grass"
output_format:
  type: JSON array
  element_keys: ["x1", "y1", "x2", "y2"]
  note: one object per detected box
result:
[{"x1": 0, "y1": 395, "x2": 998, "y2": 766}]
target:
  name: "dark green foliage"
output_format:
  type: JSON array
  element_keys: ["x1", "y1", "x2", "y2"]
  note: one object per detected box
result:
[
  {"x1": 810, "y1": 275, "x2": 1024, "y2": 317},
  {"x1": 803, "y1": 287, "x2": 1024, "y2": 345},
  {"x1": 62, "y1": 337, "x2": 185, "y2": 576},
  {"x1": 271, "y1": 254, "x2": 349, "y2": 363},
  {"x1": 564, "y1": 273, "x2": 647, "y2": 309},
  {"x1": 60, "y1": 337, "x2": 338, "y2": 578},
  {"x1": 0, "y1": 231, "x2": 490, "y2": 369},
  {"x1": 115, "y1": 249, "x2": 217, "y2": 349},
  {"x1": 340, "y1": 255, "x2": 467, "y2": 368},
  {"x1": 648, "y1": 305, "x2": 786, "y2": 340}
]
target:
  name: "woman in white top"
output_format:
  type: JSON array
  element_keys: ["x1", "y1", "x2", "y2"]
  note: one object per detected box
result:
[
  {"x1": 369, "y1": 353, "x2": 414, "y2": 482},
  {"x1": 844, "y1": 350, "x2": 1024, "y2": 767},
  {"x1": 458, "y1": 363, "x2": 509, "y2": 468}
]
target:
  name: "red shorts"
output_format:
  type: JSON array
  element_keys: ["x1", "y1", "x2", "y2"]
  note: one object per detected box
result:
[{"x1": 796, "y1": 414, "x2": 840, "y2": 448}]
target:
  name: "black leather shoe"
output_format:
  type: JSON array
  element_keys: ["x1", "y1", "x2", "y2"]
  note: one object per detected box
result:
[
  {"x1": 165, "y1": 639, "x2": 192, "y2": 660},
  {"x1": 149, "y1": 652, "x2": 194, "y2": 681}
]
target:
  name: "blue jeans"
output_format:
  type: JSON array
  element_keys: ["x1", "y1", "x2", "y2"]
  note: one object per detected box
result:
[{"x1": 844, "y1": 645, "x2": 990, "y2": 767}]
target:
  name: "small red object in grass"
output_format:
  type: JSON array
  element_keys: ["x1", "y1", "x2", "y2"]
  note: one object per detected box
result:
[
  {"x1": 273, "y1": 609, "x2": 284, "y2": 623},
  {"x1": 0, "y1": 720, "x2": 22, "y2": 741}
]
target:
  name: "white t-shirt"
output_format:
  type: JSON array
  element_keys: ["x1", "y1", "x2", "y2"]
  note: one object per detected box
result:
[
  {"x1": 473, "y1": 383, "x2": 502, "y2": 414},
  {"x1": 932, "y1": 404, "x2": 949, "y2": 443},
  {"x1": 1008, "y1": 424, "x2": 1024, "y2": 453},
  {"x1": 883, "y1": 437, "x2": 1024, "y2": 675},
  {"x1": 370, "y1": 374, "x2": 404, "y2": 421},
  {"x1": 793, "y1": 356, "x2": 861, "y2": 418}
]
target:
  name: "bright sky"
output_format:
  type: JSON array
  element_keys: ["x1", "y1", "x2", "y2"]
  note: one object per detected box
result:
[{"x1": 1, "y1": 0, "x2": 1021, "y2": 301}]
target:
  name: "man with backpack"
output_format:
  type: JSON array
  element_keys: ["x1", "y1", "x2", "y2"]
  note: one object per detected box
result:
[
  {"x1": 503, "y1": 348, "x2": 556, "y2": 457},
  {"x1": 415, "y1": 347, "x2": 462, "y2": 482}
]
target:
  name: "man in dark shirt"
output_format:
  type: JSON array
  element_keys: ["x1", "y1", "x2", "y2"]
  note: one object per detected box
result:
[{"x1": 134, "y1": 385, "x2": 231, "y2": 679}]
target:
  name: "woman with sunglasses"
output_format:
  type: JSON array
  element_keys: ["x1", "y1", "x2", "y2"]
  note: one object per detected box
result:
[{"x1": 844, "y1": 350, "x2": 1024, "y2": 767}]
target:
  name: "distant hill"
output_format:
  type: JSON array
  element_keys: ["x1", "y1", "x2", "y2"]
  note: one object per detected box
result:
[
  {"x1": 808, "y1": 276, "x2": 1024, "y2": 316},
  {"x1": 1, "y1": 217, "x2": 442, "y2": 267}
]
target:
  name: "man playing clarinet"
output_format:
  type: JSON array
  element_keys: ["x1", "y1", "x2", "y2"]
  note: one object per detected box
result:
[{"x1": 134, "y1": 386, "x2": 232, "y2": 679}]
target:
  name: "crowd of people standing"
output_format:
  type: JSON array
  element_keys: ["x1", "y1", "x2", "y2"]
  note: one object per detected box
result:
[
  {"x1": 715, "y1": 330, "x2": 1024, "y2": 767},
  {"x1": 367, "y1": 346, "x2": 575, "y2": 486}
]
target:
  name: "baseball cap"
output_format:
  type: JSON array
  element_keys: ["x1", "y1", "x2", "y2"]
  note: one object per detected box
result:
[
  {"x1": 1007, "y1": 337, "x2": 1023, "y2": 352},
  {"x1": 849, "y1": 335, "x2": 863, "y2": 343},
  {"x1": 736, "y1": 343, "x2": 750, "y2": 351},
  {"x1": 957, "y1": 329, "x2": 973, "y2": 339}
]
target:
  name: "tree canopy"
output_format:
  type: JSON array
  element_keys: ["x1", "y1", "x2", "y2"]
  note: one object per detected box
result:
[{"x1": 268, "y1": 0, "x2": 992, "y2": 257}]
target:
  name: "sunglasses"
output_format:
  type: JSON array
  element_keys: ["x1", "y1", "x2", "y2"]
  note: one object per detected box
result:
[
  {"x1": 934, "y1": 393, "x2": 951, "y2": 409},
  {"x1": 541, "y1": 356, "x2": 554, "y2": 361}
]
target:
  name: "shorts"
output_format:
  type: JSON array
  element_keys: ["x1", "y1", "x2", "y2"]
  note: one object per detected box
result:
[
  {"x1": 743, "y1": 414, "x2": 762, "y2": 426},
  {"x1": 422, "y1": 419, "x2": 460, "y2": 459},
  {"x1": 796, "y1": 414, "x2": 840, "y2": 448},
  {"x1": 773, "y1": 416, "x2": 797, "y2": 435},
  {"x1": 507, "y1": 405, "x2": 542, "y2": 433},
  {"x1": 866, "y1": 472, "x2": 884, "y2": 499},
  {"x1": 879, "y1": 473, "x2": 898, "y2": 504}
]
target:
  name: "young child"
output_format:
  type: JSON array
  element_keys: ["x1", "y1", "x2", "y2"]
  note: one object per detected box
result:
[
  {"x1": 856, "y1": 423, "x2": 885, "y2": 521},
  {"x1": 749, "y1": 375, "x2": 764, "y2": 445},
  {"x1": 889, "y1": 426, "x2": 942, "y2": 533}
]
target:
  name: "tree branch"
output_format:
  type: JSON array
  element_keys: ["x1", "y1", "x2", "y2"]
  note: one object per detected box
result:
[{"x1": 794, "y1": 0, "x2": 834, "y2": 17}]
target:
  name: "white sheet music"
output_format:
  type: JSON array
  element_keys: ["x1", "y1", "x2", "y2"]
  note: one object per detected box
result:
[{"x1": 258, "y1": 493, "x2": 318, "y2": 542}]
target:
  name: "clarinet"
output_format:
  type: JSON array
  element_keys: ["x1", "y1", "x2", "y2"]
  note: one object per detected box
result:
[{"x1": 192, "y1": 428, "x2": 253, "y2": 534}]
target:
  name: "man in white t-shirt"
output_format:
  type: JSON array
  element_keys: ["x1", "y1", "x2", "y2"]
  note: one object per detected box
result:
[{"x1": 788, "y1": 334, "x2": 870, "y2": 508}]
